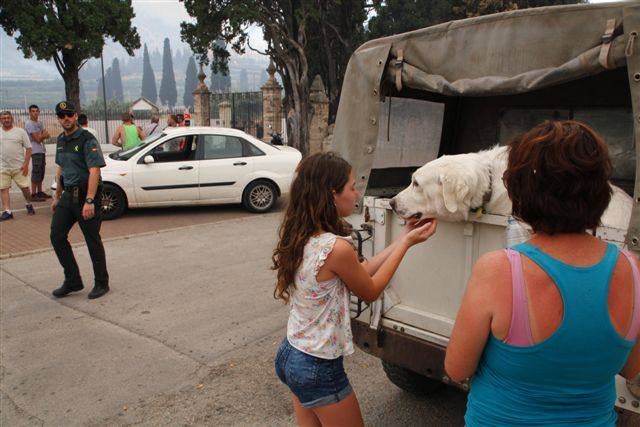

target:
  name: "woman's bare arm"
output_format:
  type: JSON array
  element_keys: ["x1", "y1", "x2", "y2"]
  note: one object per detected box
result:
[{"x1": 445, "y1": 252, "x2": 505, "y2": 382}]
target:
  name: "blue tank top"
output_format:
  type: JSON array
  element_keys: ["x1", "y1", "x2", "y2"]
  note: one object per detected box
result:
[{"x1": 465, "y1": 242, "x2": 636, "y2": 427}]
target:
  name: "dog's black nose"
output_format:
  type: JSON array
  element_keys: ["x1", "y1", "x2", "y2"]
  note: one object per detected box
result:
[{"x1": 389, "y1": 198, "x2": 396, "y2": 210}]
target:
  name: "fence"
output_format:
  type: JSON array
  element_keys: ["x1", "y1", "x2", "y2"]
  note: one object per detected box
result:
[
  {"x1": 7, "y1": 107, "x2": 187, "y2": 146},
  {"x1": 7, "y1": 91, "x2": 265, "y2": 145},
  {"x1": 211, "y1": 92, "x2": 263, "y2": 139}
]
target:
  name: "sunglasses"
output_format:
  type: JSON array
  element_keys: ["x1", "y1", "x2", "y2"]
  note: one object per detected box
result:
[{"x1": 56, "y1": 112, "x2": 75, "y2": 119}]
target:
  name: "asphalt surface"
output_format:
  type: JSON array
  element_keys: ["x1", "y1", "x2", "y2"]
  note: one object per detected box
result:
[{"x1": 0, "y1": 208, "x2": 467, "y2": 426}]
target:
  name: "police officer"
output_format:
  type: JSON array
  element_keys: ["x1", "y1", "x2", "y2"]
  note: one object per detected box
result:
[{"x1": 51, "y1": 101, "x2": 109, "y2": 299}]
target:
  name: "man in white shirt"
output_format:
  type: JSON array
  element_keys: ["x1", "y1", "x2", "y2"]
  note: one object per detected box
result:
[
  {"x1": 78, "y1": 113, "x2": 99, "y2": 141},
  {"x1": 0, "y1": 111, "x2": 35, "y2": 220},
  {"x1": 142, "y1": 114, "x2": 162, "y2": 137}
]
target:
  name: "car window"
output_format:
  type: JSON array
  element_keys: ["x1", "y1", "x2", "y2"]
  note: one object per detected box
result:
[
  {"x1": 202, "y1": 135, "x2": 244, "y2": 160},
  {"x1": 246, "y1": 141, "x2": 265, "y2": 156},
  {"x1": 146, "y1": 135, "x2": 197, "y2": 163},
  {"x1": 114, "y1": 132, "x2": 165, "y2": 160}
]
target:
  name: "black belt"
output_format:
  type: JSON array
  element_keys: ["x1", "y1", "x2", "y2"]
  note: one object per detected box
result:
[{"x1": 64, "y1": 185, "x2": 87, "y2": 198}]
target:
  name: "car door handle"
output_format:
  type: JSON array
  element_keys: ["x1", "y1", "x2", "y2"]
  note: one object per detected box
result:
[
  {"x1": 233, "y1": 162, "x2": 247, "y2": 166},
  {"x1": 178, "y1": 166, "x2": 193, "y2": 170}
]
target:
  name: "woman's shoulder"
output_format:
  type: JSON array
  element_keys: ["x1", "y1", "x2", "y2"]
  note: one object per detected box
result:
[{"x1": 470, "y1": 250, "x2": 512, "y2": 289}]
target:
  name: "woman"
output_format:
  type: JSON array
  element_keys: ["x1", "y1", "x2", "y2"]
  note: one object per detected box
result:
[
  {"x1": 273, "y1": 152, "x2": 437, "y2": 426},
  {"x1": 445, "y1": 120, "x2": 640, "y2": 426}
]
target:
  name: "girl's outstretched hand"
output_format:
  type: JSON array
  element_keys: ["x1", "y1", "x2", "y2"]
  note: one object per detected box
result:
[{"x1": 402, "y1": 218, "x2": 438, "y2": 247}]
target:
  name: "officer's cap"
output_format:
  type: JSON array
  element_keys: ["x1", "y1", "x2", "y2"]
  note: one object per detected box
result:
[{"x1": 55, "y1": 101, "x2": 76, "y2": 115}]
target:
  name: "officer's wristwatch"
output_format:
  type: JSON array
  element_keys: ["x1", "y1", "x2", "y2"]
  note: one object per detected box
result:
[{"x1": 85, "y1": 197, "x2": 94, "y2": 205}]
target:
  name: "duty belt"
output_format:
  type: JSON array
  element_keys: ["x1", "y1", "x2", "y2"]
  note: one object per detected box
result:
[{"x1": 64, "y1": 185, "x2": 87, "y2": 198}]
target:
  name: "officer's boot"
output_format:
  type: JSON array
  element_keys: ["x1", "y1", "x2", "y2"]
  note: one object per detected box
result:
[
  {"x1": 88, "y1": 283, "x2": 109, "y2": 299},
  {"x1": 52, "y1": 280, "x2": 84, "y2": 298}
]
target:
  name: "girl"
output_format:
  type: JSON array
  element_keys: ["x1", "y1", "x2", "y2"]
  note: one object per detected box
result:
[{"x1": 273, "y1": 152, "x2": 437, "y2": 426}]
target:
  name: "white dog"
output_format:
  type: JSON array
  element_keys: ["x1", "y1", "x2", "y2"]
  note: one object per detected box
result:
[{"x1": 390, "y1": 146, "x2": 633, "y2": 230}]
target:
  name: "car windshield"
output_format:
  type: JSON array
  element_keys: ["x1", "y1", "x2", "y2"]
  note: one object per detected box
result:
[{"x1": 110, "y1": 132, "x2": 166, "y2": 161}]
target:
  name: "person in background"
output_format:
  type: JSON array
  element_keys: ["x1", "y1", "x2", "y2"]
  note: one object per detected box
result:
[
  {"x1": 24, "y1": 104, "x2": 51, "y2": 201},
  {"x1": 176, "y1": 113, "x2": 185, "y2": 127},
  {"x1": 112, "y1": 112, "x2": 144, "y2": 150},
  {"x1": 166, "y1": 114, "x2": 178, "y2": 128},
  {"x1": 143, "y1": 114, "x2": 162, "y2": 137},
  {"x1": 445, "y1": 121, "x2": 640, "y2": 426},
  {"x1": 77, "y1": 113, "x2": 99, "y2": 141},
  {"x1": 0, "y1": 111, "x2": 35, "y2": 220}
]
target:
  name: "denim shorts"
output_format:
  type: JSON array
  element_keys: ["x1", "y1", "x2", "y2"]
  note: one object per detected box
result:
[{"x1": 274, "y1": 338, "x2": 353, "y2": 409}]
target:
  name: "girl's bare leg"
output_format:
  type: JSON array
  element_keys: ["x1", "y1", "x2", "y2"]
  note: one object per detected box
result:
[
  {"x1": 292, "y1": 394, "x2": 321, "y2": 427},
  {"x1": 312, "y1": 391, "x2": 364, "y2": 427}
]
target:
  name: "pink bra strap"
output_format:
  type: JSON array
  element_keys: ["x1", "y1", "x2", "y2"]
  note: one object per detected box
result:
[
  {"x1": 620, "y1": 250, "x2": 640, "y2": 340},
  {"x1": 504, "y1": 249, "x2": 534, "y2": 346}
]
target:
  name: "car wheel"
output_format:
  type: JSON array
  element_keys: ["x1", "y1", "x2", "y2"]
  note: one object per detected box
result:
[
  {"x1": 242, "y1": 180, "x2": 277, "y2": 213},
  {"x1": 381, "y1": 361, "x2": 443, "y2": 395},
  {"x1": 100, "y1": 183, "x2": 126, "y2": 220}
]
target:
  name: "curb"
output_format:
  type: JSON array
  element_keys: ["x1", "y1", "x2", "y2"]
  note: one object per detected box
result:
[{"x1": 0, "y1": 212, "x2": 279, "y2": 261}]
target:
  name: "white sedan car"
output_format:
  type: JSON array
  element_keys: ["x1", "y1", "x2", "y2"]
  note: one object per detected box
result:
[{"x1": 83, "y1": 127, "x2": 300, "y2": 220}]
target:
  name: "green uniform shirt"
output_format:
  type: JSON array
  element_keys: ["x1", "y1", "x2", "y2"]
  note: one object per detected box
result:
[{"x1": 55, "y1": 128, "x2": 106, "y2": 186}]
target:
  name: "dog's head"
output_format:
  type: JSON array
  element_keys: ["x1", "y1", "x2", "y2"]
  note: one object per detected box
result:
[{"x1": 390, "y1": 155, "x2": 481, "y2": 222}]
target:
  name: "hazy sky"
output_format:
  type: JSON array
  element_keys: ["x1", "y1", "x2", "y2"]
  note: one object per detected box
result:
[
  {"x1": 0, "y1": 0, "x2": 626, "y2": 79},
  {"x1": 0, "y1": 0, "x2": 267, "y2": 79}
]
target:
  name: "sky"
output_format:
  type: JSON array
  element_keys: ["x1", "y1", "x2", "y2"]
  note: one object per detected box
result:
[
  {"x1": 0, "y1": 0, "x2": 627, "y2": 80},
  {"x1": 0, "y1": 0, "x2": 268, "y2": 79}
]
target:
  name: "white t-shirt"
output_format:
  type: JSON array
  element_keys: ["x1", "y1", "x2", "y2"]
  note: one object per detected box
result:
[
  {"x1": 1, "y1": 126, "x2": 31, "y2": 171},
  {"x1": 83, "y1": 126, "x2": 99, "y2": 142},
  {"x1": 143, "y1": 122, "x2": 162, "y2": 137},
  {"x1": 287, "y1": 232, "x2": 355, "y2": 359}
]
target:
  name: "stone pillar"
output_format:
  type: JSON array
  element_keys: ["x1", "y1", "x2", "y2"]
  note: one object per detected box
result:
[
  {"x1": 261, "y1": 60, "x2": 283, "y2": 143},
  {"x1": 192, "y1": 63, "x2": 211, "y2": 126},
  {"x1": 309, "y1": 74, "x2": 329, "y2": 154},
  {"x1": 219, "y1": 101, "x2": 232, "y2": 128}
]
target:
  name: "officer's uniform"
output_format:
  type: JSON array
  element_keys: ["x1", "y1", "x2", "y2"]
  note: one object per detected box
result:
[{"x1": 51, "y1": 101, "x2": 109, "y2": 298}]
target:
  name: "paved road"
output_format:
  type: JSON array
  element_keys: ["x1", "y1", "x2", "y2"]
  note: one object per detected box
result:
[
  {"x1": 1, "y1": 210, "x2": 467, "y2": 426},
  {"x1": 1, "y1": 153, "x2": 285, "y2": 257}
]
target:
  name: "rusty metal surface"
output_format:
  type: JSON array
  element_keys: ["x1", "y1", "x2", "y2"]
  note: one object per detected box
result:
[{"x1": 351, "y1": 319, "x2": 458, "y2": 388}]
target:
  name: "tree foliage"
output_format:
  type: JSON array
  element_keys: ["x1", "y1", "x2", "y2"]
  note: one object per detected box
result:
[
  {"x1": 159, "y1": 37, "x2": 178, "y2": 107},
  {"x1": 209, "y1": 38, "x2": 231, "y2": 92},
  {"x1": 0, "y1": 0, "x2": 140, "y2": 110},
  {"x1": 183, "y1": 56, "x2": 198, "y2": 107},
  {"x1": 141, "y1": 43, "x2": 158, "y2": 103},
  {"x1": 181, "y1": 0, "x2": 366, "y2": 154},
  {"x1": 367, "y1": 0, "x2": 586, "y2": 39}
]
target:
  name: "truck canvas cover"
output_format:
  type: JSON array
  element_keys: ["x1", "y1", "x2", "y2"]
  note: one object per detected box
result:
[{"x1": 334, "y1": 1, "x2": 640, "y2": 247}]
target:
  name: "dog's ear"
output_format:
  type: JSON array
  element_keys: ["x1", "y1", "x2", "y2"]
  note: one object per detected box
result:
[{"x1": 440, "y1": 173, "x2": 469, "y2": 214}]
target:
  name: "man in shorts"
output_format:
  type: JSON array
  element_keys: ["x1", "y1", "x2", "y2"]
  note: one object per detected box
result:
[
  {"x1": 0, "y1": 111, "x2": 35, "y2": 220},
  {"x1": 25, "y1": 104, "x2": 51, "y2": 201}
]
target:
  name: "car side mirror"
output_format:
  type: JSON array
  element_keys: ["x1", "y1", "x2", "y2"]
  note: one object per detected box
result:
[{"x1": 143, "y1": 155, "x2": 155, "y2": 164}]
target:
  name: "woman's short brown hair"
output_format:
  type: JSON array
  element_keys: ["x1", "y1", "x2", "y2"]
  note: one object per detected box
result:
[{"x1": 503, "y1": 120, "x2": 612, "y2": 235}]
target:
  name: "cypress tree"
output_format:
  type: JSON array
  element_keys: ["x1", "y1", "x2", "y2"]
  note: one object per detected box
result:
[
  {"x1": 159, "y1": 37, "x2": 177, "y2": 107},
  {"x1": 141, "y1": 43, "x2": 157, "y2": 102},
  {"x1": 183, "y1": 56, "x2": 198, "y2": 108},
  {"x1": 210, "y1": 69, "x2": 231, "y2": 93},
  {"x1": 111, "y1": 58, "x2": 124, "y2": 101},
  {"x1": 239, "y1": 68, "x2": 248, "y2": 91}
]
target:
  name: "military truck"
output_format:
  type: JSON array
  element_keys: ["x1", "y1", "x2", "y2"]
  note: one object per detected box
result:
[{"x1": 333, "y1": 1, "x2": 640, "y2": 418}]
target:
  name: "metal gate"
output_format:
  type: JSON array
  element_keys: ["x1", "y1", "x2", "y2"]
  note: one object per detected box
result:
[{"x1": 211, "y1": 92, "x2": 263, "y2": 138}]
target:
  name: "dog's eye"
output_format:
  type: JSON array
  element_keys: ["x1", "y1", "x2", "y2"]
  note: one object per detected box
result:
[{"x1": 412, "y1": 179, "x2": 419, "y2": 188}]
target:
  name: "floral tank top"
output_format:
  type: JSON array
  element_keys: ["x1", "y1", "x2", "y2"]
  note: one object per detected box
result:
[{"x1": 287, "y1": 232, "x2": 355, "y2": 359}]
